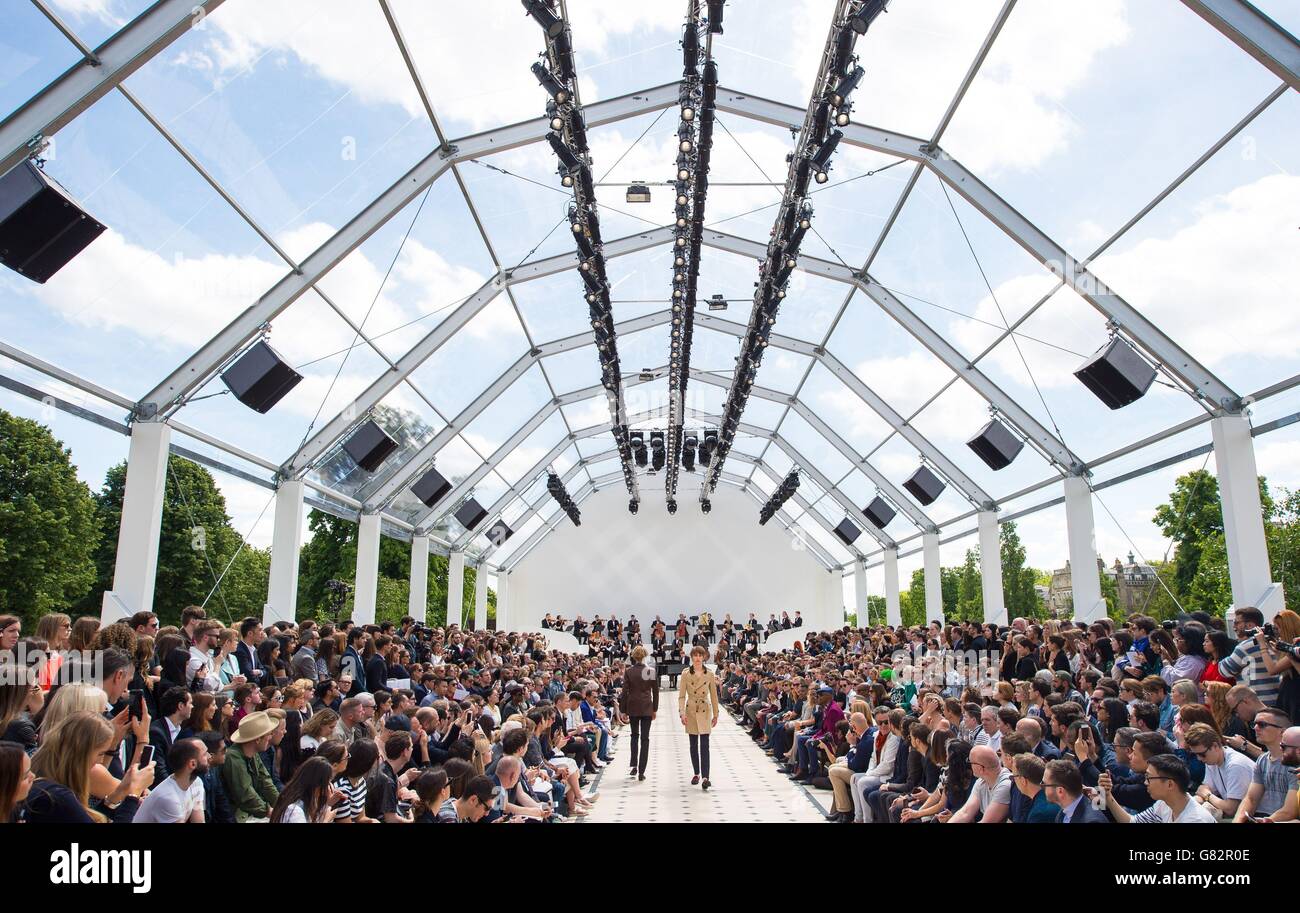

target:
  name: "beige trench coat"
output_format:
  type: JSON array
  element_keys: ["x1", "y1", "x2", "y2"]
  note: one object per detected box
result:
[{"x1": 677, "y1": 666, "x2": 721, "y2": 735}]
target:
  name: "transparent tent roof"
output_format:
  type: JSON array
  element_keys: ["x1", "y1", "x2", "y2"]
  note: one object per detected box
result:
[{"x1": 2, "y1": 0, "x2": 1298, "y2": 579}]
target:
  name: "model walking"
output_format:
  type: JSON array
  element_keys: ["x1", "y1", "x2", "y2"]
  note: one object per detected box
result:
[
  {"x1": 678, "y1": 644, "x2": 720, "y2": 790},
  {"x1": 620, "y1": 645, "x2": 659, "y2": 781}
]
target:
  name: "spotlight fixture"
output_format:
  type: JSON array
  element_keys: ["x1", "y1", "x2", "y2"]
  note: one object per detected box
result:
[
  {"x1": 848, "y1": 0, "x2": 889, "y2": 35},
  {"x1": 701, "y1": 498, "x2": 712, "y2": 514},
  {"x1": 704, "y1": 4, "x2": 869, "y2": 496},
  {"x1": 527, "y1": 3, "x2": 639, "y2": 506},
  {"x1": 706, "y1": 0, "x2": 725, "y2": 33},
  {"x1": 708, "y1": 294, "x2": 727, "y2": 311},
  {"x1": 629, "y1": 498, "x2": 639, "y2": 515},
  {"x1": 682, "y1": 434, "x2": 697, "y2": 471},
  {"x1": 759, "y1": 470, "x2": 800, "y2": 525},
  {"x1": 521, "y1": 0, "x2": 564, "y2": 38},
  {"x1": 667, "y1": 499, "x2": 678, "y2": 515},
  {"x1": 546, "y1": 471, "x2": 582, "y2": 526}
]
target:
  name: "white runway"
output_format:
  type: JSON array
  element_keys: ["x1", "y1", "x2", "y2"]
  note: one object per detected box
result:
[{"x1": 580, "y1": 695, "x2": 827, "y2": 824}]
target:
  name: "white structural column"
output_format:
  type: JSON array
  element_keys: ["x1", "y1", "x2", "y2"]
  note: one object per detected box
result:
[
  {"x1": 264, "y1": 480, "x2": 305, "y2": 625},
  {"x1": 978, "y1": 510, "x2": 1007, "y2": 626},
  {"x1": 1064, "y1": 475, "x2": 1107, "y2": 623},
  {"x1": 496, "y1": 573, "x2": 510, "y2": 632},
  {"x1": 884, "y1": 548, "x2": 903, "y2": 627},
  {"x1": 853, "y1": 560, "x2": 868, "y2": 626},
  {"x1": 102, "y1": 421, "x2": 171, "y2": 622},
  {"x1": 923, "y1": 532, "x2": 943, "y2": 622},
  {"x1": 353, "y1": 513, "x2": 382, "y2": 626},
  {"x1": 408, "y1": 534, "x2": 429, "y2": 623},
  {"x1": 447, "y1": 551, "x2": 466, "y2": 629},
  {"x1": 823, "y1": 571, "x2": 843, "y2": 630},
  {"x1": 473, "y1": 563, "x2": 488, "y2": 631},
  {"x1": 1212, "y1": 414, "x2": 1286, "y2": 618}
]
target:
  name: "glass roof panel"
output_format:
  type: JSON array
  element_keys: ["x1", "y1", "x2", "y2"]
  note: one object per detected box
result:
[
  {"x1": 799, "y1": 362, "x2": 893, "y2": 455},
  {"x1": 1, "y1": 4, "x2": 85, "y2": 122},
  {"x1": 126, "y1": 0, "x2": 438, "y2": 260},
  {"x1": 512, "y1": 266, "x2": 595, "y2": 343},
  {"x1": 775, "y1": 410, "x2": 854, "y2": 481},
  {"x1": 458, "y1": 364, "x2": 553, "y2": 455},
  {"x1": 941, "y1": 0, "x2": 1284, "y2": 252},
  {"x1": 404, "y1": 295, "x2": 530, "y2": 415},
  {"x1": 497, "y1": 410, "x2": 569, "y2": 486},
  {"x1": 576, "y1": 431, "x2": 616, "y2": 460}
]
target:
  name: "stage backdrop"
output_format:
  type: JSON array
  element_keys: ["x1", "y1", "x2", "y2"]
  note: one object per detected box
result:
[{"x1": 506, "y1": 484, "x2": 842, "y2": 630}]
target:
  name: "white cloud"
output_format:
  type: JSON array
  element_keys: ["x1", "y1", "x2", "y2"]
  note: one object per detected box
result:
[
  {"x1": 955, "y1": 173, "x2": 1300, "y2": 385},
  {"x1": 47, "y1": 0, "x2": 125, "y2": 25}
]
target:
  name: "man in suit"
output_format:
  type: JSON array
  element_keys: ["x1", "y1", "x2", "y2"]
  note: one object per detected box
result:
[
  {"x1": 150, "y1": 686, "x2": 192, "y2": 786},
  {"x1": 235, "y1": 617, "x2": 267, "y2": 685},
  {"x1": 1045, "y1": 758, "x2": 1109, "y2": 822},
  {"x1": 342, "y1": 628, "x2": 368, "y2": 697},
  {"x1": 291, "y1": 629, "x2": 320, "y2": 683},
  {"x1": 620, "y1": 645, "x2": 659, "y2": 780}
]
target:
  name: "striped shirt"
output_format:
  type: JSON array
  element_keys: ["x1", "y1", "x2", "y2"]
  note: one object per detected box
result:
[
  {"x1": 333, "y1": 775, "x2": 367, "y2": 821},
  {"x1": 1219, "y1": 639, "x2": 1281, "y2": 707}
]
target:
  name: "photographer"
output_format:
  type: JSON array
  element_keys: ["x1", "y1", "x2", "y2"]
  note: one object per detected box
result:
[
  {"x1": 1254, "y1": 610, "x2": 1300, "y2": 722},
  {"x1": 1219, "y1": 607, "x2": 1282, "y2": 707}
]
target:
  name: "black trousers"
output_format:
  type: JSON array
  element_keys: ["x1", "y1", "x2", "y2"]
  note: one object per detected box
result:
[
  {"x1": 628, "y1": 715, "x2": 652, "y2": 773},
  {"x1": 689, "y1": 733, "x2": 711, "y2": 778}
]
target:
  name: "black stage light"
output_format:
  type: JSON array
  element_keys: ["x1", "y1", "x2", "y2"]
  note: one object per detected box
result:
[
  {"x1": 546, "y1": 131, "x2": 582, "y2": 171},
  {"x1": 531, "y1": 62, "x2": 569, "y2": 103},
  {"x1": 706, "y1": 0, "x2": 725, "y2": 33},
  {"x1": 831, "y1": 65, "x2": 864, "y2": 107},
  {"x1": 629, "y1": 498, "x2": 639, "y2": 515},
  {"x1": 667, "y1": 499, "x2": 678, "y2": 515},
  {"x1": 848, "y1": 0, "x2": 889, "y2": 35},
  {"x1": 521, "y1": 0, "x2": 564, "y2": 38},
  {"x1": 701, "y1": 498, "x2": 712, "y2": 514},
  {"x1": 811, "y1": 129, "x2": 843, "y2": 170},
  {"x1": 683, "y1": 21, "x2": 700, "y2": 75},
  {"x1": 553, "y1": 29, "x2": 577, "y2": 81}
]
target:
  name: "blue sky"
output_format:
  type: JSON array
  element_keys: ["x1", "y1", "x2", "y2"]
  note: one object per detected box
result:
[{"x1": 2, "y1": 0, "x2": 1298, "y2": 598}]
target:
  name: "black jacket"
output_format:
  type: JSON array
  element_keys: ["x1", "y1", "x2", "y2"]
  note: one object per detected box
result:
[{"x1": 26, "y1": 779, "x2": 139, "y2": 823}]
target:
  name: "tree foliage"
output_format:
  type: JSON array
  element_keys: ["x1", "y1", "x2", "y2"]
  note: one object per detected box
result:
[{"x1": 0, "y1": 412, "x2": 100, "y2": 625}]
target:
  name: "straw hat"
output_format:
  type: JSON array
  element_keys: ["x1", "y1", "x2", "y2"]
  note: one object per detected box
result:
[{"x1": 230, "y1": 710, "x2": 277, "y2": 743}]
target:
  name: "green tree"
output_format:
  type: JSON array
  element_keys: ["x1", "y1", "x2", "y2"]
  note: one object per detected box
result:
[
  {"x1": 1000, "y1": 521, "x2": 1043, "y2": 620},
  {"x1": 1267, "y1": 486, "x2": 1300, "y2": 610},
  {"x1": 83, "y1": 455, "x2": 260, "y2": 626},
  {"x1": 903, "y1": 567, "x2": 927, "y2": 627},
  {"x1": 866, "y1": 595, "x2": 886, "y2": 626},
  {"x1": 0, "y1": 411, "x2": 100, "y2": 624},
  {"x1": 1153, "y1": 469, "x2": 1223, "y2": 599},
  {"x1": 955, "y1": 548, "x2": 983, "y2": 622}
]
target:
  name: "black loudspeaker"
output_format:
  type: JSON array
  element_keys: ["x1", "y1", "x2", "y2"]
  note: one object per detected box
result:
[
  {"x1": 967, "y1": 418, "x2": 1024, "y2": 470},
  {"x1": 834, "y1": 518, "x2": 861, "y2": 546},
  {"x1": 485, "y1": 520, "x2": 513, "y2": 546},
  {"x1": 220, "y1": 340, "x2": 302, "y2": 413},
  {"x1": 903, "y1": 465, "x2": 945, "y2": 506},
  {"x1": 862, "y1": 496, "x2": 895, "y2": 530},
  {"x1": 0, "y1": 160, "x2": 106, "y2": 283},
  {"x1": 1074, "y1": 337, "x2": 1157, "y2": 409},
  {"x1": 342, "y1": 420, "x2": 398, "y2": 472},
  {"x1": 411, "y1": 467, "x2": 453, "y2": 508},
  {"x1": 455, "y1": 498, "x2": 489, "y2": 531}
]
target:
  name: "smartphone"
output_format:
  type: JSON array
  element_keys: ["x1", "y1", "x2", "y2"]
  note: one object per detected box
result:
[
  {"x1": 138, "y1": 744, "x2": 155, "y2": 768},
  {"x1": 129, "y1": 689, "x2": 144, "y2": 722}
]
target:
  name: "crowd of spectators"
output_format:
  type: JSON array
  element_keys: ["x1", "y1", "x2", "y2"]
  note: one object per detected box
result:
[
  {"x1": 0, "y1": 608, "x2": 630, "y2": 824},
  {"x1": 717, "y1": 606, "x2": 1300, "y2": 823}
]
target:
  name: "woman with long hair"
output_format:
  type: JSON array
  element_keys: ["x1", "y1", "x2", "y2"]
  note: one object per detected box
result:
[
  {"x1": 0, "y1": 742, "x2": 34, "y2": 822},
  {"x1": 1255, "y1": 609, "x2": 1300, "y2": 723},
  {"x1": 412, "y1": 767, "x2": 453, "y2": 823},
  {"x1": 0, "y1": 615, "x2": 20, "y2": 660},
  {"x1": 1204, "y1": 680, "x2": 1235, "y2": 736},
  {"x1": 34, "y1": 612, "x2": 71, "y2": 691},
  {"x1": 0, "y1": 664, "x2": 43, "y2": 751},
  {"x1": 26, "y1": 710, "x2": 152, "y2": 823},
  {"x1": 270, "y1": 756, "x2": 338, "y2": 823},
  {"x1": 333, "y1": 738, "x2": 378, "y2": 824},
  {"x1": 67, "y1": 617, "x2": 100, "y2": 653},
  {"x1": 1201, "y1": 630, "x2": 1237, "y2": 687},
  {"x1": 182, "y1": 692, "x2": 217, "y2": 738},
  {"x1": 677, "y1": 644, "x2": 721, "y2": 790}
]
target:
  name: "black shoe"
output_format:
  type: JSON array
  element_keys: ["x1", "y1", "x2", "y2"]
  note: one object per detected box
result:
[
  {"x1": 701, "y1": 778, "x2": 710, "y2": 791},
  {"x1": 834, "y1": 811, "x2": 853, "y2": 824},
  {"x1": 824, "y1": 811, "x2": 841, "y2": 822},
  {"x1": 691, "y1": 775, "x2": 700, "y2": 785},
  {"x1": 638, "y1": 773, "x2": 646, "y2": 782},
  {"x1": 629, "y1": 766, "x2": 638, "y2": 776}
]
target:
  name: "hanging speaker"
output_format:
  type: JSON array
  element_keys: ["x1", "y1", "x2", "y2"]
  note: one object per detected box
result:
[
  {"x1": 485, "y1": 520, "x2": 513, "y2": 546},
  {"x1": 342, "y1": 420, "x2": 398, "y2": 472},
  {"x1": 1074, "y1": 337, "x2": 1157, "y2": 410},
  {"x1": 903, "y1": 465, "x2": 945, "y2": 506},
  {"x1": 967, "y1": 418, "x2": 1023, "y2": 470},
  {"x1": 862, "y1": 496, "x2": 895, "y2": 530},
  {"x1": 833, "y1": 518, "x2": 861, "y2": 546},
  {"x1": 0, "y1": 160, "x2": 106, "y2": 283},
  {"x1": 411, "y1": 467, "x2": 453, "y2": 508},
  {"x1": 455, "y1": 498, "x2": 489, "y2": 531},
  {"x1": 220, "y1": 340, "x2": 302, "y2": 413}
]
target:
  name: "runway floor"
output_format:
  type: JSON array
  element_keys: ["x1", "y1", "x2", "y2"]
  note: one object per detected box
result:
[{"x1": 579, "y1": 693, "x2": 827, "y2": 824}]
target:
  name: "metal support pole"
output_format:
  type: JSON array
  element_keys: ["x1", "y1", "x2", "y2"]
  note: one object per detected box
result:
[
  {"x1": 409, "y1": 534, "x2": 429, "y2": 623},
  {"x1": 447, "y1": 550, "x2": 465, "y2": 629},
  {"x1": 353, "y1": 513, "x2": 382, "y2": 626},
  {"x1": 853, "y1": 560, "x2": 868, "y2": 626},
  {"x1": 978, "y1": 510, "x2": 1006, "y2": 626},
  {"x1": 1212, "y1": 414, "x2": 1286, "y2": 618},
  {"x1": 101, "y1": 421, "x2": 171, "y2": 623},
  {"x1": 473, "y1": 563, "x2": 488, "y2": 632},
  {"x1": 884, "y1": 548, "x2": 902, "y2": 627},
  {"x1": 1064, "y1": 475, "x2": 1106, "y2": 623},
  {"x1": 923, "y1": 532, "x2": 943, "y2": 622},
  {"x1": 496, "y1": 573, "x2": 510, "y2": 632},
  {"x1": 264, "y1": 480, "x2": 305, "y2": 625}
]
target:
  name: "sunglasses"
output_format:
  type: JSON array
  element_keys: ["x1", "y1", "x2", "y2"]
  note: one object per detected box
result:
[{"x1": 1255, "y1": 720, "x2": 1284, "y2": 730}]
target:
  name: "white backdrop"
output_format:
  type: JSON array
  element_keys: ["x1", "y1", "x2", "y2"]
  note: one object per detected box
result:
[{"x1": 507, "y1": 485, "x2": 840, "y2": 629}]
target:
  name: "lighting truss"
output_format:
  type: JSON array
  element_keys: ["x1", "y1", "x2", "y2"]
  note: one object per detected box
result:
[
  {"x1": 703, "y1": 0, "x2": 875, "y2": 500},
  {"x1": 525, "y1": 0, "x2": 640, "y2": 508},
  {"x1": 665, "y1": 1, "x2": 719, "y2": 510},
  {"x1": 759, "y1": 469, "x2": 800, "y2": 525},
  {"x1": 545, "y1": 470, "x2": 581, "y2": 526}
]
